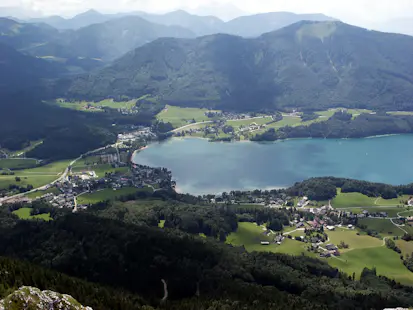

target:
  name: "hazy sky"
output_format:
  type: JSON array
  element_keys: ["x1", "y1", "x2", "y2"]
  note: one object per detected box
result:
[{"x1": 3, "y1": 0, "x2": 413, "y2": 25}]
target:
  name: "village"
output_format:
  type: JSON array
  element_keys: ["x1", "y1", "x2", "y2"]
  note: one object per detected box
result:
[{"x1": 173, "y1": 112, "x2": 283, "y2": 139}]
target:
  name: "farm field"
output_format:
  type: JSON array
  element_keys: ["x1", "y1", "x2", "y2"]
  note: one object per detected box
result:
[
  {"x1": 12, "y1": 207, "x2": 52, "y2": 221},
  {"x1": 25, "y1": 187, "x2": 61, "y2": 199},
  {"x1": 227, "y1": 117, "x2": 273, "y2": 128},
  {"x1": 327, "y1": 228, "x2": 383, "y2": 252},
  {"x1": 332, "y1": 189, "x2": 376, "y2": 208},
  {"x1": 226, "y1": 222, "x2": 312, "y2": 256},
  {"x1": 328, "y1": 246, "x2": 413, "y2": 285},
  {"x1": 0, "y1": 160, "x2": 71, "y2": 193},
  {"x1": 157, "y1": 105, "x2": 219, "y2": 127},
  {"x1": 396, "y1": 239, "x2": 413, "y2": 256},
  {"x1": 0, "y1": 158, "x2": 38, "y2": 169},
  {"x1": 50, "y1": 98, "x2": 138, "y2": 112},
  {"x1": 345, "y1": 206, "x2": 408, "y2": 217},
  {"x1": 72, "y1": 163, "x2": 129, "y2": 178},
  {"x1": 358, "y1": 218, "x2": 406, "y2": 236},
  {"x1": 227, "y1": 221, "x2": 413, "y2": 284},
  {"x1": 77, "y1": 187, "x2": 152, "y2": 204},
  {"x1": 388, "y1": 111, "x2": 413, "y2": 116}
]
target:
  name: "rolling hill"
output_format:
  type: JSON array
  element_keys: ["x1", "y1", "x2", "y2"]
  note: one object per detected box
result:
[
  {"x1": 0, "y1": 42, "x2": 65, "y2": 94},
  {"x1": 0, "y1": 16, "x2": 195, "y2": 68},
  {"x1": 223, "y1": 12, "x2": 337, "y2": 37},
  {"x1": 65, "y1": 21, "x2": 413, "y2": 112},
  {"x1": 67, "y1": 15, "x2": 195, "y2": 61},
  {"x1": 22, "y1": 9, "x2": 336, "y2": 37}
]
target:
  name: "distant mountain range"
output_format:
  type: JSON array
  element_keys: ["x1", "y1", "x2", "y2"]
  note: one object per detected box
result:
[
  {"x1": 0, "y1": 15, "x2": 195, "y2": 72},
  {"x1": 65, "y1": 21, "x2": 413, "y2": 112},
  {"x1": 186, "y1": 2, "x2": 246, "y2": 21},
  {"x1": 19, "y1": 9, "x2": 336, "y2": 37},
  {"x1": 0, "y1": 9, "x2": 337, "y2": 73}
]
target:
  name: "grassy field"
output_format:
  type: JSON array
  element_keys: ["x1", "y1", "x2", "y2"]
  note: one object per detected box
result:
[
  {"x1": 158, "y1": 220, "x2": 165, "y2": 228},
  {"x1": 345, "y1": 206, "x2": 408, "y2": 217},
  {"x1": 0, "y1": 160, "x2": 71, "y2": 193},
  {"x1": 358, "y1": 218, "x2": 405, "y2": 236},
  {"x1": 375, "y1": 195, "x2": 411, "y2": 206},
  {"x1": 316, "y1": 108, "x2": 373, "y2": 119},
  {"x1": 13, "y1": 207, "x2": 52, "y2": 221},
  {"x1": 332, "y1": 189, "x2": 376, "y2": 208},
  {"x1": 226, "y1": 222, "x2": 310, "y2": 255},
  {"x1": 396, "y1": 240, "x2": 413, "y2": 256},
  {"x1": 157, "y1": 105, "x2": 219, "y2": 127},
  {"x1": 72, "y1": 163, "x2": 129, "y2": 178},
  {"x1": 0, "y1": 158, "x2": 38, "y2": 169},
  {"x1": 50, "y1": 98, "x2": 139, "y2": 113},
  {"x1": 25, "y1": 187, "x2": 61, "y2": 199},
  {"x1": 327, "y1": 228, "x2": 383, "y2": 252},
  {"x1": 388, "y1": 111, "x2": 413, "y2": 116},
  {"x1": 77, "y1": 187, "x2": 153, "y2": 204},
  {"x1": 227, "y1": 117, "x2": 273, "y2": 128},
  {"x1": 329, "y1": 246, "x2": 413, "y2": 285}
]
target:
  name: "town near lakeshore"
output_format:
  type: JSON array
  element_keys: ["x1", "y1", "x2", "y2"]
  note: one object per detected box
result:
[{"x1": 4, "y1": 102, "x2": 413, "y2": 289}]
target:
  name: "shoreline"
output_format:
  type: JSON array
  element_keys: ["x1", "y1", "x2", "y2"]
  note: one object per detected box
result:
[{"x1": 130, "y1": 133, "x2": 408, "y2": 196}]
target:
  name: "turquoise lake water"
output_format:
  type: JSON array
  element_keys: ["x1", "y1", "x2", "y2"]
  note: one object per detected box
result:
[{"x1": 132, "y1": 135, "x2": 413, "y2": 195}]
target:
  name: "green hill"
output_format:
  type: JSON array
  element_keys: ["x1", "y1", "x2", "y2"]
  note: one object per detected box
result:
[
  {"x1": 0, "y1": 42, "x2": 65, "y2": 94},
  {"x1": 66, "y1": 21, "x2": 413, "y2": 111}
]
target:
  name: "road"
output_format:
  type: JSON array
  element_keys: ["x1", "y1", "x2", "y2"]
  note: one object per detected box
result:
[
  {"x1": 169, "y1": 116, "x2": 275, "y2": 134},
  {"x1": 0, "y1": 142, "x2": 119, "y2": 206}
]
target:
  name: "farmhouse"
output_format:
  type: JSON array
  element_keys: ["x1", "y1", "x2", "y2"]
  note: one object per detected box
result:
[{"x1": 325, "y1": 244, "x2": 338, "y2": 251}]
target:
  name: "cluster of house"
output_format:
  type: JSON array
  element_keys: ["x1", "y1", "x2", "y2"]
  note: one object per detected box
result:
[
  {"x1": 320, "y1": 244, "x2": 340, "y2": 258},
  {"x1": 340, "y1": 209, "x2": 388, "y2": 219},
  {"x1": 37, "y1": 191, "x2": 75, "y2": 209},
  {"x1": 117, "y1": 127, "x2": 156, "y2": 142},
  {"x1": 204, "y1": 111, "x2": 257, "y2": 120},
  {"x1": 131, "y1": 164, "x2": 174, "y2": 189}
]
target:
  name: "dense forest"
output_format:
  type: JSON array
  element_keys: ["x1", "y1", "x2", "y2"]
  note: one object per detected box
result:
[
  {"x1": 286, "y1": 176, "x2": 413, "y2": 200},
  {"x1": 0, "y1": 94, "x2": 164, "y2": 160},
  {"x1": 65, "y1": 21, "x2": 413, "y2": 112},
  {"x1": 253, "y1": 112, "x2": 413, "y2": 141},
  {"x1": 1, "y1": 203, "x2": 413, "y2": 309}
]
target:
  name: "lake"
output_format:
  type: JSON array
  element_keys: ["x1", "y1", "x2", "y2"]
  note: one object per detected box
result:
[{"x1": 132, "y1": 135, "x2": 413, "y2": 195}]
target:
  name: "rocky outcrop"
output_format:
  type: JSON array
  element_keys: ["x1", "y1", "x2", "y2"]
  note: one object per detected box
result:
[{"x1": 0, "y1": 286, "x2": 92, "y2": 310}]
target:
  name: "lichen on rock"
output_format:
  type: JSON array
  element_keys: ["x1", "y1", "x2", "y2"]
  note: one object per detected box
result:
[{"x1": 0, "y1": 286, "x2": 92, "y2": 310}]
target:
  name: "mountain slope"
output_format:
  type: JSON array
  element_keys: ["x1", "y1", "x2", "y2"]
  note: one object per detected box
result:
[
  {"x1": 136, "y1": 10, "x2": 224, "y2": 36},
  {"x1": 0, "y1": 17, "x2": 60, "y2": 50},
  {"x1": 223, "y1": 12, "x2": 337, "y2": 37},
  {"x1": 68, "y1": 16, "x2": 195, "y2": 61},
  {"x1": 0, "y1": 16, "x2": 195, "y2": 67},
  {"x1": 29, "y1": 9, "x2": 113, "y2": 30},
  {"x1": 0, "y1": 43, "x2": 64, "y2": 94},
  {"x1": 66, "y1": 21, "x2": 413, "y2": 111}
]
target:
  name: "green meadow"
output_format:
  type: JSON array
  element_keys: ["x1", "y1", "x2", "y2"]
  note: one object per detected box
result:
[
  {"x1": 13, "y1": 207, "x2": 52, "y2": 221},
  {"x1": 156, "y1": 105, "x2": 219, "y2": 127}
]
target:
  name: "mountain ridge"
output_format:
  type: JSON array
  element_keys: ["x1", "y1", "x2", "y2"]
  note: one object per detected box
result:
[{"x1": 64, "y1": 20, "x2": 413, "y2": 112}]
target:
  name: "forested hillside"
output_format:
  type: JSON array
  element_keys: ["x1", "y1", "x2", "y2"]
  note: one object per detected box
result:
[
  {"x1": 1, "y1": 205, "x2": 413, "y2": 309},
  {"x1": 0, "y1": 43, "x2": 64, "y2": 94},
  {"x1": 66, "y1": 21, "x2": 413, "y2": 112},
  {"x1": 67, "y1": 16, "x2": 195, "y2": 61},
  {"x1": 0, "y1": 16, "x2": 195, "y2": 69}
]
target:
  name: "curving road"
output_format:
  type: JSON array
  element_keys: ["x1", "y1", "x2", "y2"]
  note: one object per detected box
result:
[{"x1": 0, "y1": 143, "x2": 120, "y2": 206}]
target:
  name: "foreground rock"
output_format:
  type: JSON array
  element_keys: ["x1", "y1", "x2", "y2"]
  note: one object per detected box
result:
[{"x1": 0, "y1": 286, "x2": 92, "y2": 310}]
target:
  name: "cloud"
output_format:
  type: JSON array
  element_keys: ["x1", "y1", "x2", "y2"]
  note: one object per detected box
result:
[{"x1": 4, "y1": 0, "x2": 413, "y2": 25}]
